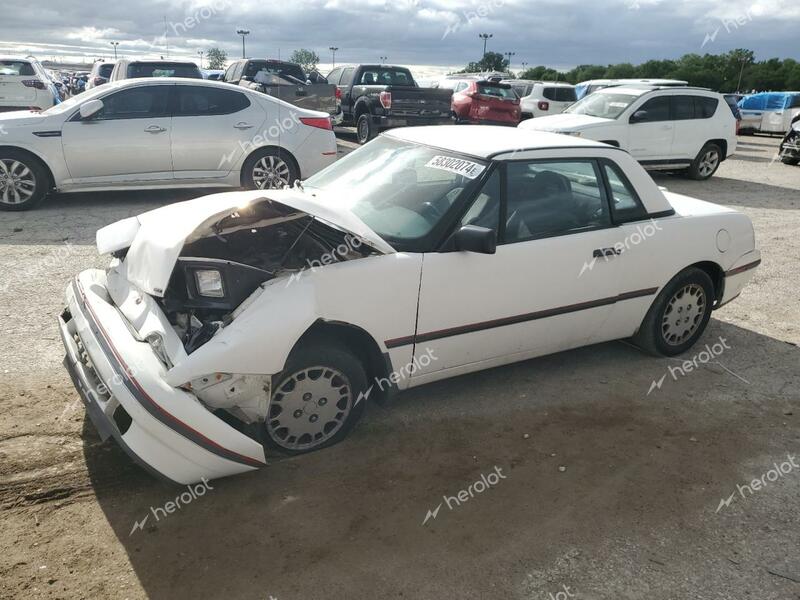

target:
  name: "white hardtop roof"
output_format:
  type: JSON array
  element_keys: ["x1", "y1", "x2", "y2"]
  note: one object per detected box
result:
[{"x1": 385, "y1": 125, "x2": 611, "y2": 159}]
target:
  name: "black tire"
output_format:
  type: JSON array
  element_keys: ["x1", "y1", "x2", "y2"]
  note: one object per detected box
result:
[
  {"x1": 241, "y1": 148, "x2": 299, "y2": 190},
  {"x1": 687, "y1": 143, "x2": 722, "y2": 180},
  {"x1": 0, "y1": 150, "x2": 49, "y2": 211},
  {"x1": 633, "y1": 267, "x2": 715, "y2": 357},
  {"x1": 356, "y1": 113, "x2": 375, "y2": 144},
  {"x1": 264, "y1": 340, "x2": 368, "y2": 455},
  {"x1": 780, "y1": 155, "x2": 800, "y2": 166}
]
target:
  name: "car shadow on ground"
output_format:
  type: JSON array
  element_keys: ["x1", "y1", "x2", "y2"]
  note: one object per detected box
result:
[
  {"x1": 650, "y1": 173, "x2": 800, "y2": 211},
  {"x1": 82, "y1": 319, "x2": 799, "y2": 599}
]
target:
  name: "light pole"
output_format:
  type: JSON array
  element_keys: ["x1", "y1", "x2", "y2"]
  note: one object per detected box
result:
[
  {"x1": 504, "y1": 51, "x2": 515, "y2": 72},
  {"x1": 379, "y1": 55, "x2": 387, "y2": 63},
  {"x1": 521, "y1": 61, "x2": 528, "y2": 74},
  {"x1": 197, "y1": 50, "x2": 204, "y2": 69},
  {"x1": 110, "y1": 41, "x2": 119, "y2": 60},
  {"x1": 479, "y1": 33, "x2": 493, "y2": 58},
  {"x1": 736, "y1": 57, "x2": 747, "y2": 93},
  {"x1": 236, "y1": 29, "x2": 250, "y2": 59},
  {"x1": 329, "y1": 46, "x2": 339, "y2": 68}
]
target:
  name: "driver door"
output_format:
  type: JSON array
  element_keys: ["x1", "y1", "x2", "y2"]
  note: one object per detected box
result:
[
  {"x1": 627, "y1": 95, "x2": 676, "y2": 161},
  {"x1": 410, "y1": 158, "x2": 624, "y2": 382}
]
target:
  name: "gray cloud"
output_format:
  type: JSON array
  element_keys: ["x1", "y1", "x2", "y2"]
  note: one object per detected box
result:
[{"x1": 2, "y1": 0, "x2": 798, "y2": 73}]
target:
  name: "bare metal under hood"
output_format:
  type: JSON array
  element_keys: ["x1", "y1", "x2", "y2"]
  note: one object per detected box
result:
[{"x1": 96, "y1": 189, "x2": 395, "y2": 297}]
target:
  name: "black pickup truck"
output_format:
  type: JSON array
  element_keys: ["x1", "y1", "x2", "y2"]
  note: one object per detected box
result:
[{"x1": 327, "y1": 64, "x2": 453, "y2": 144}]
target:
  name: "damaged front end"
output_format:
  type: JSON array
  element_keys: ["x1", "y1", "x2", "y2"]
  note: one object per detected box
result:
[{"x1": 60, "y1": 191, "x2": 386, "y2": 483}]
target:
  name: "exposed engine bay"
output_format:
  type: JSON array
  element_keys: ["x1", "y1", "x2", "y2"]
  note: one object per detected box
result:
[{"x1": 156, "y1": 200, "x2": 376, "y2": 354}]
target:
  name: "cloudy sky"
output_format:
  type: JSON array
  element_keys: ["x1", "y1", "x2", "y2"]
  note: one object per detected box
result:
[{"x1": 1, "y1": 0, "x2": 798, "y2": 76}]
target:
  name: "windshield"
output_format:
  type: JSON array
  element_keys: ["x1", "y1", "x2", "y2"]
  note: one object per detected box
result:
[
  {"x1": 304, "y1": 136, "x2": 487, "y2": 244},
  {"x1": 564, "y1": 92, "x2": 639, "y2": 119},
  {"x1": 357, "y1": 68, "x2": 415, "y2": 86}
]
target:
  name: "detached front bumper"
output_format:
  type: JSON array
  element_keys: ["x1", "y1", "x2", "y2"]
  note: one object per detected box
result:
[{"x1": 59, "y1": 269, "x2": 267, "y2": 485}]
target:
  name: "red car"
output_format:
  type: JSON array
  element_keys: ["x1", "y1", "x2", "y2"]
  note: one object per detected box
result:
[{"x1": 447, "y1": 78, "x2": 521, "y2": 125}]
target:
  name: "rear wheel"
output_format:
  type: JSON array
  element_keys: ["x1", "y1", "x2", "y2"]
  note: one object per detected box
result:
[
  {"x1": 687, "y1": 143, "x2": 722, "y2": 180},
  {"x1": 633, "y1": 267, "x2": 715, "y2": 356},
  {"x1": 781, "y1": 156, "x2": 800, "y2": 166},
  {"x1": 242, "y1": 148, "x2": 298, "y2": 190},
  {"x1": 356, "y1": 113, "x2": 376, "y2": 144},
  {"x1": 0, "y1": 150, "x2": 49, "y2": 211},
  {"x1": 264, "y1": 341, "x2": 368, "y2": 455}
]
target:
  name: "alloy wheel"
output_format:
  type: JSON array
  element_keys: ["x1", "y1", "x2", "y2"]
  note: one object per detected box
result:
[
  {"x1": 698, "y1": 149, "x2": 720, "y2": 178},
  {"x1": 266, "y1": 366, "x2": 353, "y2": 451},
  {"x1": 252, "y1": 155, "x2": 291, "y2": 189},
  {"x1": 0, "y1": 159, "x2": 37, "y2": 206},
  {"x1": 661, "y1": 283, "x2": 706, "y2": 346}
]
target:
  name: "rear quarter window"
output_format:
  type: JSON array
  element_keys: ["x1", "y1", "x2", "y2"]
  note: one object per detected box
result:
[
  {"x1": 0, "y1": 60, "x2": 35, "y2": 76},
  {"x1": 477, "y1": 84, "x2": 516, "y2": 99},
  {"x1": 694, "y1": 97, "x2": 719, "y2": 119},
  {"x1": 542, "y1": 87, "x2": 577, "y2": 102}
]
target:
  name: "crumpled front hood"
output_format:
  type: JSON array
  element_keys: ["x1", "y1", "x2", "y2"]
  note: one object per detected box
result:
[
  {"x1": 519, "y1": 113, "x2": 613, "y2": 132},
  {"x1": 97, "y1": 189, "x2": 396, "y2": 297}
]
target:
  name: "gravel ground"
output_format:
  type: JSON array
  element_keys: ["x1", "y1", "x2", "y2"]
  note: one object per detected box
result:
[{"x1": 0, "y1": 134, "x2": 798, "y2": 600}]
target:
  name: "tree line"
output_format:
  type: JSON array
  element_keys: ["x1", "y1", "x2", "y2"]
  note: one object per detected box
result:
[{"x1": 458, "y1": 49, "x2": 800, "y2": 93}]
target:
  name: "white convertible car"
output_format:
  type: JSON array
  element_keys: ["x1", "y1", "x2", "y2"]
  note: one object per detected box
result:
[{"x1": 59, "y1": 126, "x2": 760, "y2": 484}]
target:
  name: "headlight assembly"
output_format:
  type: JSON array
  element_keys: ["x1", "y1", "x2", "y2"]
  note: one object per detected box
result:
[{"x1": 194, "y1": 269, "x2": 225, "y2": 298}]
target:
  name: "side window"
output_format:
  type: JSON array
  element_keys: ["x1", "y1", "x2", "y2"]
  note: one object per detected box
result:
[
  {"x1": 672, "y1": 96, "x2": 695, "y2": 120},
  {"x1": 339, "y1": 67, "x2": 355, "y2": 86},
  {"x1": 459, "y1": 169, "x2": 500, "y2": 230},
  {"x1": 95, "y1": 86, "x2": 170, "y2": 120},
  {"x1": 603, "y1": 162, "x2": 648, "y2": 222},
  {"x1": 636, "y1": 96, "x2": 670, "y2": 122},
  {"x1": 503, "y1": 160, "x2": 610, "y2": 243},
  {"x1": 455, "y1": 82, "x2": 468, "y2": 93},
  {"x1": 223, "y1": 63, "x2": 236, "y2": 81},
  {"x1": 175, "y1": 86, "x2": 250, "y2": 116},
  {"x1": 232, "y1": 62, "x2": 244, "y2": 81},
  {"x1": 694, "y1": 96, "x2": 719, "y2": 118},
  {"x1": 327, "y1": 68, "x2": 342, "y2": 84}
]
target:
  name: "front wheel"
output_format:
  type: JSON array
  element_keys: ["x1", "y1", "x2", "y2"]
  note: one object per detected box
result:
[
  {"x1": 0, "y1": 151, "x2": 49, "y2": 211},
  {"x1": 633, "y1": 267, "x2": 715, "y2": 356},
  {"x1": 264, "y1": 341, "x2": 368, "y2": 455},
  {"x1": 241, "y1": 148, "x2": 299, "y2": 190},
  {"x1": 687, "y1": 143, "x2": 722, "y2": 180}
]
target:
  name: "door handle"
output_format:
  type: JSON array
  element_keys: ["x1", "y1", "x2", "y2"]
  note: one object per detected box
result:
[
  {"x1": 234, "y1": 122, "x2": 254, "y2": 129},
  {"x1": 144, "y1": 125, "x2": 166, "y2": 133},
  {"x1": 593, "y1": 247, "x2": 622, "y2": 258}
]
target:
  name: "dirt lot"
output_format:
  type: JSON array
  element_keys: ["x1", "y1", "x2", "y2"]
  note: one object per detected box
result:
[{"x1": 0, "y1": 134, "x2": 798, "y2": 600}]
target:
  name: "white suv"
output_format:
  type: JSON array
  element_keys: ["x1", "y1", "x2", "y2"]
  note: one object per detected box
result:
[
  {"x1": 520, "y1": 86, "x2": 736, "y2": 180},
  {"x1": 506, "y1": 80, "x2": 577, "y2": 119},
  {"x1": 0, "y1": 56, "x2": 59, "y2": 112}
]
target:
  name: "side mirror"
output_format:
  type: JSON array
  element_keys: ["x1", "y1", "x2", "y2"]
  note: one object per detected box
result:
[
  {"x1": 79, "y1": 99, "x2": 104, "y2": 120},
  {"x1": 454, "y1": 225, "x2": 497, "y2": 254},
  {"x1": 630, "y1": 110, "x2": 648, "y2": 124}
]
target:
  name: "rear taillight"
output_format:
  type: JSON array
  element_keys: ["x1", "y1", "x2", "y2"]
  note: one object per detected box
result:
[
  {"x1": 538, "y1": 101, "x2": 550, "y2": 111},
  {"x1": 22, "y1": 79, "x2": 46, "y2": 90},
  {"x1": 335, "y1": 87, "x2": 342, "y2": 100},
  {"x1": 300, "y1": 117, "x2": 333, "y2": 130},
  {"x1": 93, "y1": 77, "x2": 106, "y2": 86},
  {"x1": 379, "y1": 91, "x2": 392, "y2": 109}
]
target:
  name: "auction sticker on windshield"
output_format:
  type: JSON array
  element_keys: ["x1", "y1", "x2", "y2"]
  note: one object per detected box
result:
[{"x1": 426, "y1": 156, "x2": 485, "y2": 179}]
